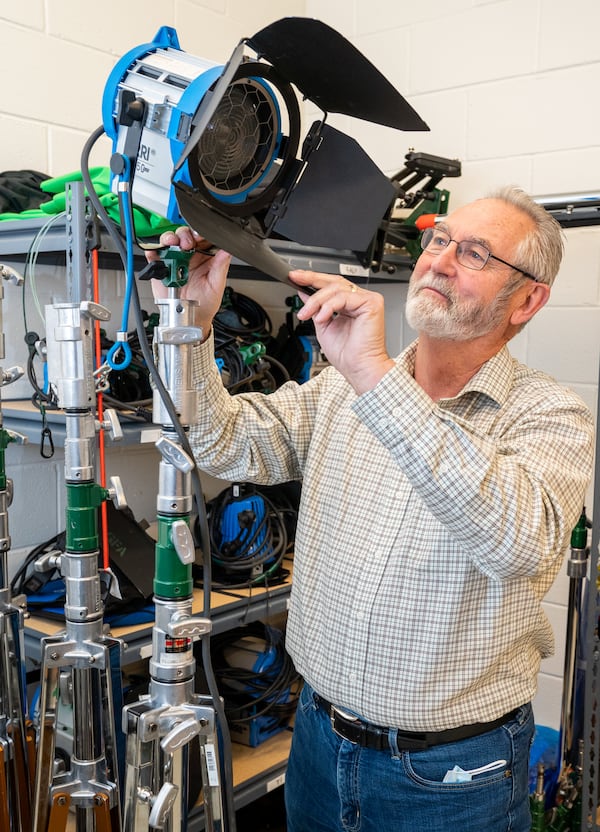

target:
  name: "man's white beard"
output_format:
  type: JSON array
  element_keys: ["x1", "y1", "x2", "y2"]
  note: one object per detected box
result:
[{"x1": 405, "y1": 270, "x2": 513, "y2": 341}]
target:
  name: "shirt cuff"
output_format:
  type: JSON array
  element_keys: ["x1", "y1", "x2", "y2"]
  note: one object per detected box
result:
[{"x1": 191, "y1": 329, "x2": 217, "y2": 387}]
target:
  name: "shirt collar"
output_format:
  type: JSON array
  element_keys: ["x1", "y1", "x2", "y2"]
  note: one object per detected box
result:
[{"x1": 398, "y1": 341, "x2": 514, "y2": 407}]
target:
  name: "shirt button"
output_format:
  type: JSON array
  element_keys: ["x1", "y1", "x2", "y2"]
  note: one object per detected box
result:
[{"x1": 356, "y1": 610, "x2": 365, "y2": 620}]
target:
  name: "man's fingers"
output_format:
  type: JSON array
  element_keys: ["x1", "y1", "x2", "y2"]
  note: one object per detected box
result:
[
  {"x1": 289, "y1": 268, "x2": 326, "y2": 291},
  {"x1": 159, "y1": 230, "x2": 181, "y2": 247},
  {"x1": 158, "y1": 227, "x2": 205, "y2": 250},
  {"x1": 290, "y1": 270, "x2": 365, "y2": 322},
  {"x1": 290, "y1": 269, "x2": 359, "y2": 296}
]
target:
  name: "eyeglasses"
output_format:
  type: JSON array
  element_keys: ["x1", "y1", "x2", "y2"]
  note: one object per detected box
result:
[{"x1": 420, "y1": 227, "x2": 539, "y2": 282}]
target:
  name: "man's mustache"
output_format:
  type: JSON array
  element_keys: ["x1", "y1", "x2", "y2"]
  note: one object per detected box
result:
[{"x1": 410, "y1": 270, "x2": 455, "y2": 303}]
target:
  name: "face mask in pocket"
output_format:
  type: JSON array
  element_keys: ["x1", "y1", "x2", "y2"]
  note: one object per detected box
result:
[{"x1": 442, "y1": 759, "x2": 507, "y2": 783}]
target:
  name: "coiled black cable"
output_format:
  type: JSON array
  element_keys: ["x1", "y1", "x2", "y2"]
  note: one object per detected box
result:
[
  {"x1": 204, "y1": 484, "x2": 298, "y2": 589},
  {"x1": 210, "y1": 623, "x2": 302, "y2": 727},
  {"x1": 214, "y1": 286, "x2": 272, "y2": 339}
]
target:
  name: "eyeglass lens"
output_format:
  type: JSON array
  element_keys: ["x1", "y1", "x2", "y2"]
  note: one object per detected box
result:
[{"x1": 421, "y1": 228, "x2": 489, "y2": 271}]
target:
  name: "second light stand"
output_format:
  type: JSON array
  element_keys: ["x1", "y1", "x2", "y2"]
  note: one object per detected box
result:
[{"x1": 121, "y1": 253, "x2": 225, "y2": 831}]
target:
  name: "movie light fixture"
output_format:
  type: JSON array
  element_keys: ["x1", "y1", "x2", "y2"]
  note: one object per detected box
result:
[{"x1": 102, "y1": 17, "x2": 429, "y2": 283}]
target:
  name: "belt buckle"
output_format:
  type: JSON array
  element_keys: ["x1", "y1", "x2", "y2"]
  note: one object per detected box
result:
[{"x1": 330, "y1": 705, "x2": 363, "y2": 743}]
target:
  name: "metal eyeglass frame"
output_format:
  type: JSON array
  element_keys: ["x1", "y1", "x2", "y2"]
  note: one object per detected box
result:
[{"x1": 420, "y1": 226, "x2": 540, "y2": 283}]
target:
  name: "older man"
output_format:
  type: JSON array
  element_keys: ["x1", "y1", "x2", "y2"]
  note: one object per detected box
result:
[{"x1": 151, "y1": 187, "x2": 594, "y2": 831}]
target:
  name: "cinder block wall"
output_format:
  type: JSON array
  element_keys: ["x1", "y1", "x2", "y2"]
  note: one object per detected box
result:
[{"x1": 1, "y1": 1, "x2": 600, "y2": 731}]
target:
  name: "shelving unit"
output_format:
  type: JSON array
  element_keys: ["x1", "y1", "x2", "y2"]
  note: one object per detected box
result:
[
  {"x1": 531, "y1": 196, "x2": 600, "y2": 832},
  {"x1": 24, "y1": 567, "x2": 293, "y2": 665},
  {"x1": 2, "y1": 398, "x2": 155, "y2": 447},
  {"x1": 192, "y1": 730, "x2": 292, "y2": 830}
]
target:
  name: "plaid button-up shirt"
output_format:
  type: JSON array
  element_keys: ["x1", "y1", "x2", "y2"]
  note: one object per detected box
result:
[{"x1": 190, "y1": 336, "x2": 594, "y2": 731}]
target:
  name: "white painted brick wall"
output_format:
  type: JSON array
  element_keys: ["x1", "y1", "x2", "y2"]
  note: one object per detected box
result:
[{"x1": 1, "y1": 0, "x2": 599, "y2": 733}]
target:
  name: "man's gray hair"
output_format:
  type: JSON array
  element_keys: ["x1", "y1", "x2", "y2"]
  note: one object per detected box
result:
[{"x1": 486, "y1": 186, "x2": 564, "y2": 287}]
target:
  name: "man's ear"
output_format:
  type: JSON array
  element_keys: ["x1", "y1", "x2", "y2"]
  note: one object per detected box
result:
[{"x1": 510, "y1": 282, "x2": 551, "y2": 328}]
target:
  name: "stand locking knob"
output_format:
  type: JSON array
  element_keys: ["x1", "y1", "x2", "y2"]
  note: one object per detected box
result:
[
  {"x1": 148, "y1": 781, "x2": 179, "y2": 830},
  {"x1": 161, "y1": 716, "x2": 201, "y2": 754},
  {"x1": 107, "y1": 475, "x2": 128, "y2": 509},
  {"x1": 98, "y1": 408, "x2": 123, "y2": 441},
  {"x1": 6, "y1": 429, "x2": 27, "y2": 445},
  {"x1": 0, "y1": 365, "x2": 24, "y2": 385},
  {"x1": 156, "y1": 435, "x2": 195, "y2": 473},
  {"x1": 168, "y1": 613, "x2": 212, "y2": 639},
  {"x1": 171, "y1": 519, "x2": 195, "y2": 564}
]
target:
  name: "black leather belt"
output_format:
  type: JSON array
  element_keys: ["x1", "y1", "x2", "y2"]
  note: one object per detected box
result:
[{"x1": 316, "y1": 695, "x2": 517, "y2": 751}]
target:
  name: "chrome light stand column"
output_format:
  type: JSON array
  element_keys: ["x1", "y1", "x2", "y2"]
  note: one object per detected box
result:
[
  {"x1": 33, "y1": 300, "x2": 126, "y2": 832},
  {"x1": 122, "y1": 253, "x2": 224, "y2": 832}
]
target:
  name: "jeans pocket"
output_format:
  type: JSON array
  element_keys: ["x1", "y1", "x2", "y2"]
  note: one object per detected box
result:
[
  {"x1": 402, "y1": 729, "x2": 514, "y2": 791},
  {"x1": 404, "y1": 704, "x2": 534, "y2": 792},
  {"x1": 404, "y1": 753, "x2": 512, "y2": 791}
]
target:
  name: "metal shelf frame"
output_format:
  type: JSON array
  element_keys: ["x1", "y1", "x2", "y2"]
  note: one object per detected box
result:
[
  {"x1": 0, "y1": 214, "x2": 414, "y2": 282},
  {"x1": 23, "y1": 576, "x2": 292, "y2": 666}
]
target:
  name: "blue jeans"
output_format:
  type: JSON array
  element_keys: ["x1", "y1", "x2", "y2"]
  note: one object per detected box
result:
[{"x1": 285, "y1": 684, "x2": 534, "y2": 832}]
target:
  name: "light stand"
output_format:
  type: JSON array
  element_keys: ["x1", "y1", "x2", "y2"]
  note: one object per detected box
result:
[
  {"x1": 121, "y1": 251, "x2": 225, "y2": 832},
  {"x1": 32, "y1": 300, "x2": 126, "y2": 832}
]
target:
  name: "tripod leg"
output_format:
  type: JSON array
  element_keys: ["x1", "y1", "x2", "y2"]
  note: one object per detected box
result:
[
  {"x1": 101, "y1": 637, "x2": 126, "y2": 788},
  {"x1": 7, "y1": 721, "x2": 32, "y2": 830},
  {"x1": 93, "y1": 791, "x2": 122, "y2": 832},
  {"x1": 33, "y1": 661, "x2": 60, "y2": 832},
  {"x1": 26, "y1": 718, "x2": 37, "y2": 782},
  {"x1": 198, "y1": 731, "x2": 225, "y2": 829},
  {"x1": 0, "y1": 740, "x2": 10, "y2": 831},
  {"x1": 47, "y1": 792, "x2": 71, "y2": 831},
  {"x1": 122, "y1": 704, "x2": 161, "y2": 832}
]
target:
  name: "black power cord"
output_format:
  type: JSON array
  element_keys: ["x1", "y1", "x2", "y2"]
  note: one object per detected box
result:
[
  {"x1": 212, "y1": 288, "x2": 290, "y2": 394},
  {"x1": 209, "y1": 623, "x2": 302, "y2": 729},
  {"x1": 10, "y1": 531, "x2": 64, "y2": 597},
  {"x1": 24, "y1": 330, "x2": 59, "y2": 413}
]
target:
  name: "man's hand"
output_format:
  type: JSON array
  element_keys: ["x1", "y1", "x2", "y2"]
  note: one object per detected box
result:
[
  {"x1": 290, "y1": 270, "x2": 395, "y2": 395},
  {"x1": 147, "y1": 227, "x2": 232, "y2": 340}
]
